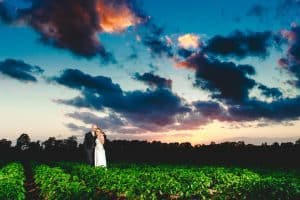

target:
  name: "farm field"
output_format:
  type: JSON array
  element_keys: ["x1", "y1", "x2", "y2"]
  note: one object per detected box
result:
[
  {"x1": 3, "y1": 161, "x2": 299, "y2": 200},
  {"x1": 1, "y1": 161, "x2": 299, "y2": 199},
  {"x1": 0, "y1": 163, "x2": 26, "y2": 200}
]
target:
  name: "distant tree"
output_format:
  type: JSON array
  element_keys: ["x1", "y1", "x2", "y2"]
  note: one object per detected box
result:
[
  {"x1": 180, "y1": 142, "x2": 192, "y2": 148},
  {"x1": 296, "y1": 138, "x2": 300, "y2": 145},
  {"x1": 194, "y1": 144, "x2": 204, "y2": 148},
  {"x1": 30, "y1": 140, "x2": 42, "y2": 151},
  {"x1": 43, "y1": 137, "x2": 57, "y2": 151},
  {"x1": 0, "y1": 139, "x2": 12, "y2": 149},
  {"x1": 236, "y1": 141, "x2": 245, "y2": 147},
  {"x1": 261, "y1": 142, "x2": 268, "y2": 147},
  {"x1": 281, "y1": 142, "x2": 294, "y2": 148},
  {"x1": 271, "y1": 142, "x2": 280, "y2": 148},
  {"x1": 63, "y1": 136, "x2": 78, "y2": 150},
  {"x1": 16, "y1": 133, "x2": 31, "y2": 150}
]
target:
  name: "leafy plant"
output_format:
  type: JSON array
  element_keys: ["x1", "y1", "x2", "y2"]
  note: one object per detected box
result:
[
  {"x1": 42, "y1": 162, "x2": 300, "y2": 200},
  {"x1": 33, "y1": 164, "x2": 91, "y2": 200},
  {"x1": 0, "y1": 163, "x2": 26, "y2": 200}
]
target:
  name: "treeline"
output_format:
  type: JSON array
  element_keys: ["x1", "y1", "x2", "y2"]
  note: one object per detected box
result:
[{"x1": 1, "y1": 133, "x2": 300, "y2": 168}]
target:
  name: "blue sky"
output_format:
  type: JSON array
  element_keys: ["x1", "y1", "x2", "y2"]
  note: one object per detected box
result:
[{"x1": 0, "y1": 0, "x2": 300, "y2": 145}]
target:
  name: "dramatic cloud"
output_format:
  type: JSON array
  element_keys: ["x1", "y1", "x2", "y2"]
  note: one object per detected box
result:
[
  {"x1": 51, "y1": 69, "x2": 190, "y2": 130},
  {"x1": 257, "y1": 84, "x2": 283, "y2": 99},
  {"x1": 97, "y1": 0, "x2": 142, "y2": 33},
  {"x1": 177, "y1": 48, "x2": 193, "y2": 58},
  {"x1": 66, "y1": 122, "x2": 89, "y2": 133},
  {"x1": 0, "y1": 59, "x2": 44, "y2": 82},
  {"x1": 65, "y1": 111, "x2": 146, "y2": 134},
  {"x1": 177, "y1": 34, "x2": 200, "y2": 49},
  {"x1": 66, "y1": 111, "x2": 126, "y2": 130},
  {"x1": 0, "y1": 0, "x2": 144, "y2": 62},
  {"x1": 228, "y1": 96, "x2": 300, "y2": 122},
  {"x1": 169, "y1": 100, "x2": 229, "y2": 131},
  {"x1": 279, "y1": 24, "x2": 300, "y2": 88},
  {"x1": 141, "y1": 23, "x2": 173, "y2": 58},
  {"x1": 176, "y1": 53, "x2": 256, "y2": 103},
  {"x1": 174, "y1": 49, "x2": 300, "y2": 125},
  {"x1": 133, "y1": 72, "x2": 172, "y2": 89},
  {"x1": 0, "y1": 1, "x2": 15, "y2": 23},
  {"x1": 50, "y1": 68, "x2": 122, "y2": 95},
  {"x1": 204, "y1": 31, "x2": 275, "y2": 59},
  {"x1": 193, "y1": 100, "x2": 227, "y2": 119}
]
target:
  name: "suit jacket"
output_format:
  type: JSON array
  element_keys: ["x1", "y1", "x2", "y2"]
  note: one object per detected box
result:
[{"x1": 83, "y1": 132, "x2": 96, "y2": 150}]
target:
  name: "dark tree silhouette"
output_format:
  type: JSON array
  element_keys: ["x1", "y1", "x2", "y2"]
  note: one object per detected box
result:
[
  {"x1": 0, "y1": 139, "x2": 11, "y2": 149},
  {"x1": 42, "y1": 137, "x2": 57, "y2": 151},
  {"x1": 64, "y1": 136, "x2": 78, "y2": 151},
  {"x1": 16, "y1": 133, "x2": 31, "y2": 150},
  {"x1": 0, "y1": 134, "x2": 299, "y2": 168}
]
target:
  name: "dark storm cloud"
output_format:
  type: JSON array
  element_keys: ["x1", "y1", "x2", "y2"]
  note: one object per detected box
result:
[
  {"x1": 66, "y1": 111, "x2": 126, "y2": 130},
  {"x1": 52, "y1": 69, "x2": 190, "y2": 129},
  {"x1": 228, "y1": 96, "x2": 300, "y2": 122},
  {"x1": 177, "y1": 48, "x2": 193, "y2": 58},
  {"x1": 174, "y1": 48, "x2": 300, "y2": 125},
  {"x1": 204, "y1": 31, "x2": 275, "y2": 59},
  {"x1": 286, "y1": 64, "x2": 300, "y2": 88},
  {"x1": 171, "y1": 94, "x2": 300, "y2": 130},
  {"x1": 50, "y1": 69, "x2": 123, "y2": 94},
  {"x1": 279, "y1": 24, "x2": 300, "y2": 88},
  {"x1": 169, "y1": 100, "x2": 229, "y2": 131},
  {"x1": 193, "y1": 101, "x2": 226, "y2": 118},
  {"x1": 133, "y1": 72, "x2": 172, "y2": 89},
  {"x1": 182, "y1": 97, "x2": 300, "y2": 126},
  {"x1": 0, "y1": 2, "x2": 15, "y2": 23},
  {"x1": 257, "y1": 84, "x2": 283, "y2": 98},
  {"x1": 177, "y1": 53, "x2": 257, "y2": 103},
  {"x1": 141, "y1": 23, "x2": 173, "y2": 58},
  {"x1": 0, "y1": 0, "x2": 145, "y2": 62},
  {"x1": 0, "y1": 59, "x2": 44, "y2": 82}
]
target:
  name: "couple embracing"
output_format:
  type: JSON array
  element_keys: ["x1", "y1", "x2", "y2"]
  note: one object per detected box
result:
[{"x1": 83, "y1": 124, "x2": 107, "y2": 167}]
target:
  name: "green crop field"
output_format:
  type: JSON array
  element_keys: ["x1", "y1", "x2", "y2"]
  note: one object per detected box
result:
[
  {"x1": 0, "y1": 163, "x2": 26, "y2": 200},
  {"x1": 0, "y1": 161, "x2": 299, "y2": 199},
  {"x1": 31, "y1": 162, "x2": 300, "y2": 200}
]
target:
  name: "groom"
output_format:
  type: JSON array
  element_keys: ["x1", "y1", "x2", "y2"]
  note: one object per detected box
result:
[{"x1": 83, "y1": 124, "x2": 97, "y2": 166}]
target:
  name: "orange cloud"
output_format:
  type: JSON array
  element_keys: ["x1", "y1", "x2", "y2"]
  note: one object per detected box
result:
[
  {"x1": 281, "y1": 29, "x2": 297, "y2": 42},
  {"x1": 177, "y1": 34, "x2": 200, "y2": 49},
  {"x1": 96, "y1": 0, "x2": 142, "y2": 33}
]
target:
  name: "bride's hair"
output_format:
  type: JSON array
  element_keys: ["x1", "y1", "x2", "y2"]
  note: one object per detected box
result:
[{"x1": 96, "y1": 128, "x2": 107, "y2": 141}]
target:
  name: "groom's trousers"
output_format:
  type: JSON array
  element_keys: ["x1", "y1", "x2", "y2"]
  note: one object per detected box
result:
[{"x1": 85, "y1": 148, "x2": 95, "y2": 166}]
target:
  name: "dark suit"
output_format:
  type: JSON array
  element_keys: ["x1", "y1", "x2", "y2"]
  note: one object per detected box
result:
[{"x1": 83, "y1": 131, "x2": 96, "y2": 165}]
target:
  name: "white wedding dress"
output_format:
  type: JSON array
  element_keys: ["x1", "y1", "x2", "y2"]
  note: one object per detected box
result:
[{"x1": 94, "y1": 139, "x2": 107, "y2": 167}]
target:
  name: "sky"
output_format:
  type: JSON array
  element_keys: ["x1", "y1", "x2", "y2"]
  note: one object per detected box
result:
[{"x1": 0, "y1": 0, "x2": 300, "y2": 145}]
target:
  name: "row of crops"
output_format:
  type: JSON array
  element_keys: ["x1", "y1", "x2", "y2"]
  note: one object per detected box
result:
[
  {"x1": 0, "y1": 162, "x2": 299, "y2": 199},
  {"x1": 33, "y1": 162, "x2": 299, "y2": 200},
  {"x1": 0, "y1": 163, "x2": 26, "y2": 200}
]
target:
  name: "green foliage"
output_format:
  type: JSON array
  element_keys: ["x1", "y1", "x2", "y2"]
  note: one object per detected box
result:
[
  {"x1": 54, "y1": 162, "x2": 300, "y2": 200},
  {"x1": 0, "y1": 163, "x2": 26, "y2": 200},
  {"x1": 33, "y1": 164, "x2": 92, "y2": 200}
]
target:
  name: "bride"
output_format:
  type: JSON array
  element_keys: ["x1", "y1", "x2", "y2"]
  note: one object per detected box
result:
[{"x1": 94, "y1": 128, "x2": 107, "y2": 167}]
